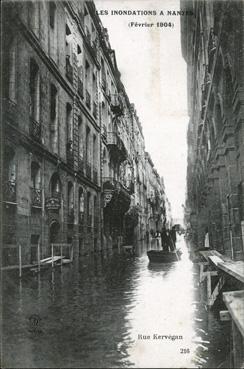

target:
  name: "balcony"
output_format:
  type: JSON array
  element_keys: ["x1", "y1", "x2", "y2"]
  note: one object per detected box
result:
[
  {"x1": 93, "y1": 101, "x2": 98, "y2": 119},
  {"x1": 78, "y1": 78, "x2": 84, "y2": 99},
  {"x1": 78, "y1": 156, "x2": 84, "y2": 175},
  {"x1": 31, "y1": 188, "x2": 42, "y2": 208},
  {"x1": 107, "y1": 132, "x2": 127, "y2": 161},
  {"x1": 3, "y1": 180, "x2": 16, "y2": 204},
  {"x1": 66, "y1": 57, "x2": 73, "y2": 83},
  {"x1": 111, "y1": 94, "x2": 123, "y2": 116},
  {"x1": 93, "y1": 168, "x2": 98, "y2": 184},
  {"x1": 30, "y1": 118, "x2": 42, "y2": 143},
  {"x1": 86, "y1": 162, "x2": 91, "y2": 179},
  {"x1": 85, "y1": 90, "x2": 91, "y2": 109},
  {"x1": 45, "y1": 191, "x2": 61, "y2": 211},
  {"x1": 103, "y1": 177, "x2": 131, "y2": 213},
  {"x1": 3, "y1": 98, "x2": 19, "y2": 127}
]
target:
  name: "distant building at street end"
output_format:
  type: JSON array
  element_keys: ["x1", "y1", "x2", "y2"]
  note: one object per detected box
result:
[{"x1": 181, "y1": 0, "x2": 244, "y2": 260}]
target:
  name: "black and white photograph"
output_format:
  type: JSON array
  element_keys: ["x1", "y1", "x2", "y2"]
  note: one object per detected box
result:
[{"x1": 1, "y1": 0, "x2": 244, "y2": 367}]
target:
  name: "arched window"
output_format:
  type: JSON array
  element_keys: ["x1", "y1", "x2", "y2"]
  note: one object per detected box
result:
[
  {"x1": 3, "y1": 147, "x2": 16, "y2": 203},
  {"x1": 94, "y1": 195, "x2": 97, "y2": 227},
  {"x1": 31, "y1": 162, "x2": 41, "y2": 207},
  {"x1": 4, "y1": 147, "x2": 16, "y2": 183},
  {"x1": 66, "y1": 103, "x2": 73, "y2": 145},
  {"x1": 29, "y1": 58, "x2": 40, "y2": 122},
  {"x1": 78, "y1": 116, "x2": 83, "y2": 158},
  {"x1": 50, "y1": 84, "x2": 58, "y2": 152},
  {"x1": 103, "y1": 148, "x2": 108, "y2": 178},
  {"x1": 31, "y1": 162, "x2": 41, "y2": 189},
  {"x1": 93, "y1": 134, "x2": 97, "y2": 171},
  {"x1": 87, "y1": 192, "x2": 91, "y2": 216},
  {"x1": 67, "y1": 182, "x2": 74, "y2": 212},
  {"x1": 79, "y1": 187, "x2": 84, "y2": 224},
  {"x1": 49, "y1": 2, "x2": 57, "y2": 62},
  {"x1": 50, "y1": 173, "x2": 61, "y2": 197},
  {"x1": 86, "y1": 126, "x2": 91, "y2": 163}
]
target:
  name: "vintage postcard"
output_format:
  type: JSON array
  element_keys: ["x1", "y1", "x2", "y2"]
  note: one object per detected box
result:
[{"x1": 1, "y1": 0, "x2": 244, "y2": 368}]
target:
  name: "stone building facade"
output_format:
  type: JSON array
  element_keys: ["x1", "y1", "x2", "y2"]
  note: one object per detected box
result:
[
  {"x1": 2, "y1": 0, "x2": 168, "y2": 266},
  {"x1": 181, "y1": 0, "x2": 244, "y2": 260}
]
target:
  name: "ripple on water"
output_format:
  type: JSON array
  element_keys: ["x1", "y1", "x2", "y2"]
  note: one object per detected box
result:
[{"x1": 2, "y1": 238, "x2": 230, "y2": 368}]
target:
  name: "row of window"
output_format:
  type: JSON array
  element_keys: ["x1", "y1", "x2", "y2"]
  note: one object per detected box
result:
[
  {"x1": 5, "y1": 52, "x2": 99, "y2": 171},
  {"x1": 4, "y1": 149, "x2": 98, "y2": 219}
]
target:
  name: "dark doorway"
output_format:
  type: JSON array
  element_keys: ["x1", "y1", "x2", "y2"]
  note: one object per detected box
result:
[{"x1": 49, "y1": 221, "x2": 60, "y2": 244}]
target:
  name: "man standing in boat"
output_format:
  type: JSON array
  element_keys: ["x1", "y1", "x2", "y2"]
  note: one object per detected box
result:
[
  {"x1": 161, "y1": 227, "x2": 169, "y2": 251},
  {"x1": 171, "y1": 226, "x2": 177, "y2": 244}
]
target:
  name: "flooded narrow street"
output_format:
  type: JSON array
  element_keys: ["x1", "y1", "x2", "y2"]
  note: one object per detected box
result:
[{"x1": 3, "y1": 237, "x2": 230, "y2": 368}]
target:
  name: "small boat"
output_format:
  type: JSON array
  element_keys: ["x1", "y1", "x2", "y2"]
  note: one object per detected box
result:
[{"x1": 147, "y1": 249, "x2": 182, "y2": 263}]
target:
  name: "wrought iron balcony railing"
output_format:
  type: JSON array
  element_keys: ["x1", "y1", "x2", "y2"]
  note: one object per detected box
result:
[
  {"x1": 30, "y1": 118, "x2": 42, "y2": 143},
  {"x1": 31, "y1": 188, "x2": 42, "y2": 208},
  {"x1": 111, "y1": 94, "x2": 123, "y2": 116},
  {"x1": 103, "y1": 177, "x2": 131, "y2": 197},
  {"x1": 3, "y1": 180, "x2": 16, "y2": 203}
]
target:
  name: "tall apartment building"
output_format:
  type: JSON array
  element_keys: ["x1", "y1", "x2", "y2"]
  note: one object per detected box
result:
[
  {"x1": 181, "y1": 0, "x2": 244, "y2": 260},
  {"x1": 2, "y1": 0, "x2": 169, "y2": 266}
]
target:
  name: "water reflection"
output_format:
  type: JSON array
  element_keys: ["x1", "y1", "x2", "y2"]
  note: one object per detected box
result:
[{"x1": 3, "y1": 237, "x2": 229, "y2": 368}]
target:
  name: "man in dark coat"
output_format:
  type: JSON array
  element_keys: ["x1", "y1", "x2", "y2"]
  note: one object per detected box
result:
[
  {"x1": 161, "y1": 228, "x2": 169, "y2": 252},
  {"x1": 169, "y1": 227, "x2": 177, "y2": 250}
]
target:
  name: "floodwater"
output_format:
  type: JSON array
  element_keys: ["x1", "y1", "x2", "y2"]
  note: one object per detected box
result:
[{"x1": 2, "y1": 236, "x2": 230, "y2": 368}]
